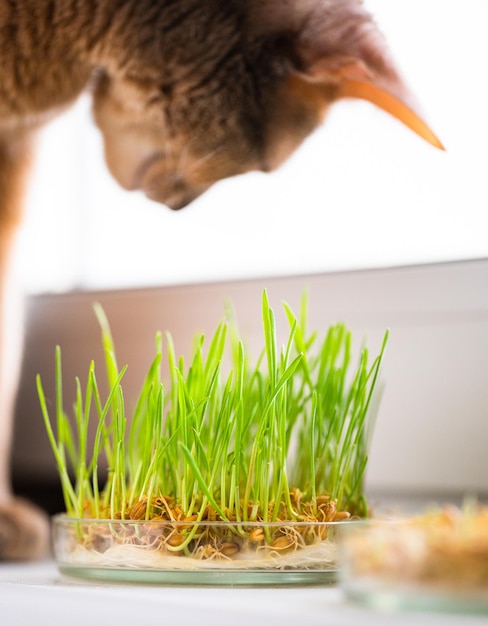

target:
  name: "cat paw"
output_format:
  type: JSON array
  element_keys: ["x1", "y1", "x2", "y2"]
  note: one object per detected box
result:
[{"x1": 0, "y1": 497, "x2": 50, "y2": 561}]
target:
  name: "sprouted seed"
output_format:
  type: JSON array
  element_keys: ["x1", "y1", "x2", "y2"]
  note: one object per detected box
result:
[{"x1": 39, "y1": 290, "x2": 388, "y2": 566}]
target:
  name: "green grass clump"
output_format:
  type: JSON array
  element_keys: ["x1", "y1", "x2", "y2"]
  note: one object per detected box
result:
[{"x1": 38, "y1": 290, "x2": 388, "y2": 523}]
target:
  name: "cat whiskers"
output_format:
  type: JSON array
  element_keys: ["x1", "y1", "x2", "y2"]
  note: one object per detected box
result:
[
  {"x1": 173, "y1": 139, "x2": 225, "y2": 184},
  {"x1": 139, "y1": 138, "x2": 223, "y2": 209}
]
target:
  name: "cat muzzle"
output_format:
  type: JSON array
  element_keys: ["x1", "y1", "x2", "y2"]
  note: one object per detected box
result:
[
  {"x1": 134, "y1": 154, "x2": 206, "y2": 209},
  {"x1": 143, "y1": 181, "x2": 205, "y2": 210}
]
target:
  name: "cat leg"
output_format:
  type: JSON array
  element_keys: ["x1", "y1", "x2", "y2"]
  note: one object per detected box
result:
[{"x1": 0, "y1": 133, "x2": 50, "y2": 560}]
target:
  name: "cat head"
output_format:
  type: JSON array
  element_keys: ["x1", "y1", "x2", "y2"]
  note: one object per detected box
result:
[{"x1": 92, "y1": 0, "x2": 442, "y2": 210}]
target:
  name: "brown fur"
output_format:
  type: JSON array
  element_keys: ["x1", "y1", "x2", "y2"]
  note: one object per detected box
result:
[{"x1": 0, "y1": 0, "x2": 439, "y2": 560}]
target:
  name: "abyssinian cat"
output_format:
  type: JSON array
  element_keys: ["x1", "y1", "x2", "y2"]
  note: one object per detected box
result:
[{"x1": 0, "y1": 0, "x2": 442, "y2": 560}]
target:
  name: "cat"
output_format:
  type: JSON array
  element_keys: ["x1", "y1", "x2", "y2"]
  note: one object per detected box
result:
[{"x1": 0, "y1": 0, "x2": 442, "y2": 560}]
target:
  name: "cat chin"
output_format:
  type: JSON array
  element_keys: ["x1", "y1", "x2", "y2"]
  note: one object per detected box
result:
[
  {"x1": 143, "y1": 183, "x2": 205, "y2": 211},
  {"x1": 136, "y1": 157, "x2": 210, "y2": 209},
  {"x1": 145, "y1": 186, "x2": 207, "y2": 210}
]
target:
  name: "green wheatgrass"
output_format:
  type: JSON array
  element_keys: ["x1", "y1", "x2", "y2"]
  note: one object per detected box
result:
[{"x1": 38, "y1": 290, "x2": 388, "y2": 526}]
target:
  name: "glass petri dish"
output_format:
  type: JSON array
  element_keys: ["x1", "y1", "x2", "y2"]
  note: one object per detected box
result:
[
  {"x1": 340, "y1": 509, "x2": 488, "y2": 615},
  {"x1": 53, "y1": 515, "x2": 354, "y2": 586}
]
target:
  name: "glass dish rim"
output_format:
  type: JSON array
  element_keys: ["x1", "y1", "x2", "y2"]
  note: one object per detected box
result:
[{"x1": 52, "y1": 513, "x2": 359, "y2": 528}]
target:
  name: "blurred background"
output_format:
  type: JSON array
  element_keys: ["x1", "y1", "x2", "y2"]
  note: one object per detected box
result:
[
  {"x1": 10, "y1": 0, "x2": 488, "y2": 514},
  {"x1": 12, "y1": 0, "x2": 488, "y2": 293}
]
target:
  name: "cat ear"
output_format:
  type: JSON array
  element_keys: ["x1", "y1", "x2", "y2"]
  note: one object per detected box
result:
[{"x1": 295, "y1": 56, "x2": 444, "y2": 150}]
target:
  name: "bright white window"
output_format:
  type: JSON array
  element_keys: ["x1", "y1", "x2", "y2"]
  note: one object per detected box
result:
[{"x1": 14, "y1": 0, "x2": 488, "y2": 294}]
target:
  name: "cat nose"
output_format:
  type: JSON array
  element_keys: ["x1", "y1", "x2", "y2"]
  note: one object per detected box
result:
[
  {"x1": 166, "y1": 193, "x2": 197, "y2": 211},
  {"x1": 145, "y1": 185, "x2": 203, "y2": 210}
]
